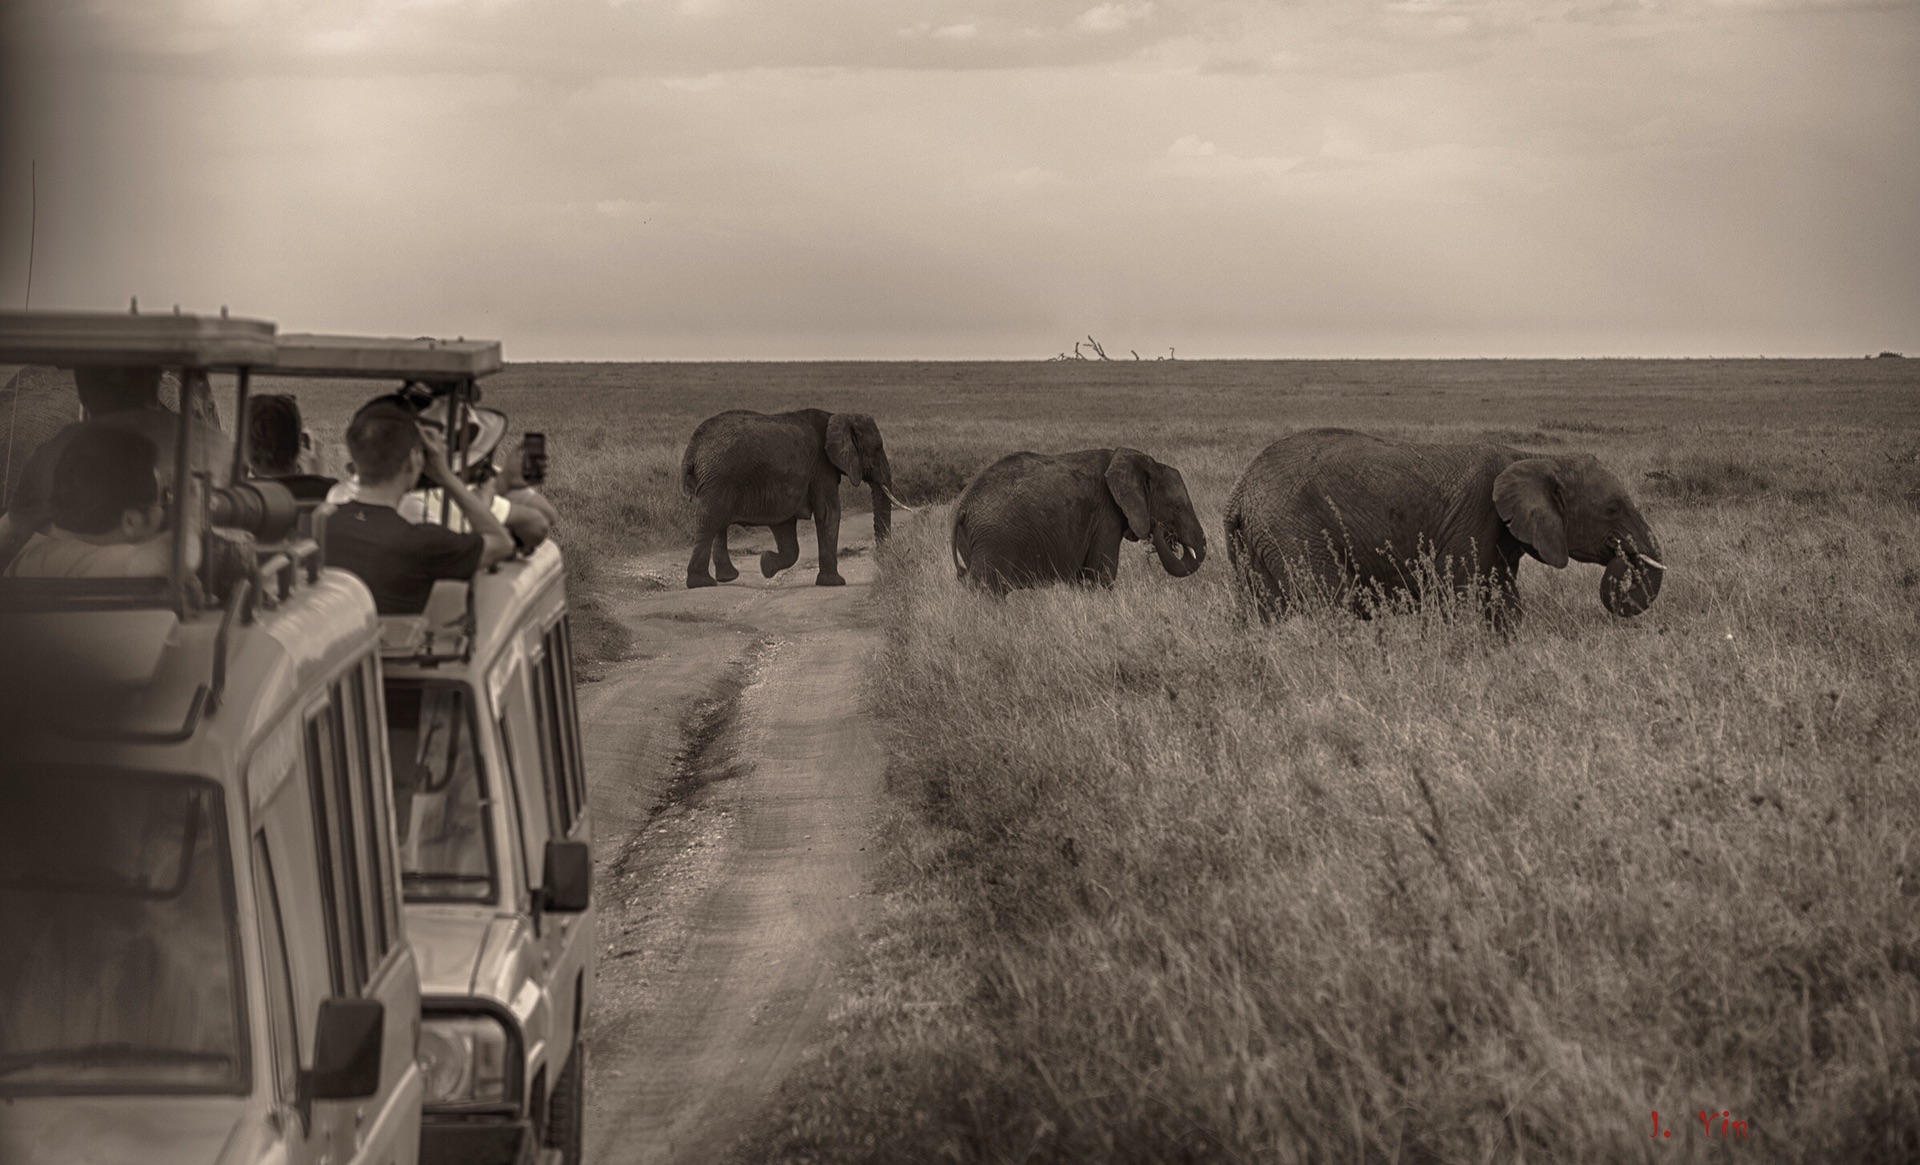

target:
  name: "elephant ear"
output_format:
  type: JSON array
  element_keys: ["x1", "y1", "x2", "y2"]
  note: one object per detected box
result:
[
  {"x1": 825, "y1": 413, "x2": 864, "y2": 485},
  {"x1": 1105, "y1": 448, "x2": 1154, "y2": 541},
  {"x1": 1493, "y1": 458, "x2": 1569, "y2": 568}
]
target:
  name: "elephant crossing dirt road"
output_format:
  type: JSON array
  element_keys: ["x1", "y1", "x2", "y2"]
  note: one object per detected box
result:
[{"x1": 681, "y1": 408, "x2": 909, "y2": 589}]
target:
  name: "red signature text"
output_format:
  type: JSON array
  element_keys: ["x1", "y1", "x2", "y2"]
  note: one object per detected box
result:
[{"x1": 1650, "y1": 1110, "x2": 1750, "y2": 1141}]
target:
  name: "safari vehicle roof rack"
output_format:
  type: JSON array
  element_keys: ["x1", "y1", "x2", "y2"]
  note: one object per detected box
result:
[
  {"x1": 0, "y1": 307, "x2": 302, "y2": 742},
  {"x1": 272, "y1": 333, "x2": 502, "y2": 381},
  {"x1": 269, "y1": 331, "x2": 508, "y2": 667}
]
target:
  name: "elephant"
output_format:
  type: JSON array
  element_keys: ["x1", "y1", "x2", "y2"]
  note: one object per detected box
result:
[
  {"x1": 682, "y1": 408, "x2": 908, "y2": 588},
  {"x1": 1223, "y1": 428, "x2": 1664, "y2": 624},
  {"x1": 950, "y1": 447, "x2": 1207, "y2": 594}
]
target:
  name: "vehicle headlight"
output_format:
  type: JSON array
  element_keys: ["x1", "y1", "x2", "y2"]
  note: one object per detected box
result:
[{"x1": 418, "y1": 1014, "x2": 512, "y2": 1105}]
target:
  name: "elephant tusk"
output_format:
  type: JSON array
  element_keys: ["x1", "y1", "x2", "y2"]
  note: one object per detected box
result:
[
  {"x1": 1632, "y1": 551, "x2": 1667, "y2": 571},
  {"x1": 879, "y1": 484, "x2": 916, "y2": 513}
]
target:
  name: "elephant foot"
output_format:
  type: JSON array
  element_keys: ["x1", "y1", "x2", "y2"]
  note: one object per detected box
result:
[
  {"x1": 686, "y1": 572, "x2": 719, "y2": 589},
  {"x1": 714, "y1": 563, "x2": 740, "y2": 583},
  {"x1": 815, "y1": 571, "x2": 846, "y2": 587},
  {"x1": 760, "y1": 552, "x2": 789, "y2": 578}
]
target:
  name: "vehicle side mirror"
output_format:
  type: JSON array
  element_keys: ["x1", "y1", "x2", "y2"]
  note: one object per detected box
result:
[
  {"x1": 307, "y1": 997, "x2": 384, "y2": 1100},
  {"x1": 542, "y1": 839, "x2": 592, "y2": 913}
]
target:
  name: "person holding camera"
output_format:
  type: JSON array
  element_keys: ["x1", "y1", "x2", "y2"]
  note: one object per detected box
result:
[
  {"x1": 5, "y1": 426, "x2": 202, "y2": 579},
  {"x1": 320, "y1": 397, "x2": 514, "y2": 614},
  {"x1": 325, "y1": 395, "x2": 553, "y2": 552}
]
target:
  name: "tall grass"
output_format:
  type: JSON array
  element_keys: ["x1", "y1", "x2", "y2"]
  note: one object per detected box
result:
[{"x1": 737, "y1": 366, "x2": 1920, "y2": 1163}]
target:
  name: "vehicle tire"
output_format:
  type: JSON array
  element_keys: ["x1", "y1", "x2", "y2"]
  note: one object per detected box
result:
[{"x1": 546, "y1": 1041, "x2": 585, "y2": 1165}]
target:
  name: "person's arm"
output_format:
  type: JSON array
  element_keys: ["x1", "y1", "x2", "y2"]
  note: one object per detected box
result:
[
  {"x1": 500, "y1": 442, "x2": 561, "y2": 528},
  {"x1": 125, "y1": 474, "x2": 205, "y2": 576},
  {"x1": 504, "y1": 486, "x2": 559, "y2": 527},
  {"x1": 503, "y1": 501, "x2": 551, "y2": 551},
  {"x1": 420, "y1": 428, "x2": 514, "y2": 568}
]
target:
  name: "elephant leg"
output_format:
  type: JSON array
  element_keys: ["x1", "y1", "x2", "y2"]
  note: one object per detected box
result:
[
  {"x1": 686, "y1": 513, "x2": 722, "y2": 589},
  {"x1": 814, "y1": 504, "x2": 845, "y2": 586},
  {"x1": 760, "y1": 518, "x2": 801, "y2": 578},
  {"x1": 1079, "y1": 527, "x2": 1120, "y2": 589},
  {"x1": 711, "y1": 526, "x2": 740, "y2": 583}
]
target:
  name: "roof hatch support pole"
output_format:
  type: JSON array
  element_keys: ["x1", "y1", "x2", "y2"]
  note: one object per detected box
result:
[
  {"x1": 230, "y1": 366, "x2": 251, "y2": 484},
  {"x1": 169, "y1": 366, "x2": 198, "y2": 618}
]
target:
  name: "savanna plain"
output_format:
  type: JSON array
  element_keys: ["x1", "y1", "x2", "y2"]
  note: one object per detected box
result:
[{"x1": 285, "y1": 359, "x2": 1920, "y2": 1162}]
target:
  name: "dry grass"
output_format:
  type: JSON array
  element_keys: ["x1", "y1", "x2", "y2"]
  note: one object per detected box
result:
[{"x1": 708, "y1": 359, "x2": 1920, "y2": 1164}]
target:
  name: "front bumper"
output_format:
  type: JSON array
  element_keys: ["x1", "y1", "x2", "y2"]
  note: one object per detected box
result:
[{"x1": 420, "y1": 1116, "x2": 535, "y2": 1165}]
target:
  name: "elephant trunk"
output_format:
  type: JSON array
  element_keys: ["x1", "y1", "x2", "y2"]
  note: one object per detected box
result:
[
  {"x1": 869, "y1": 481, "x2": 893, "y2": 542},
  {"x1": 1152, "y1": 523, "x2": 1202, "y2": 578},
  {"x1": 1601, "y1": 532, "x2": 1664, "y2": 617}
]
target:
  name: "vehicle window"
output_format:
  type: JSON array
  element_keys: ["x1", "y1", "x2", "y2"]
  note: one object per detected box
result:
[
  {"x1": 306, "y1": 704, "x2": 367, "y2": 993},
  {"x1": 534, "y1": 621, "x2": 586, "y2": 836},
  {"x1": 338, "y1": 671, "x2": 391, "y2": 976},
  {"x1": 251, "y1": 833, "x2": 300, "y2": 1100},
  {"x1": 0, "y1": 769, "x2": 248, "y2": 1096},
  {"x1": 532, "y1": 640, "x2": 574, "y2": 834},
  {"x1": 557, "y1": 617, "x2": 588, "y2": 821},
  {"x1": 357, "y1": 661, "x2": 403, "y2": 952},
  {"x1": 385, "y1": 679, "x2": 496, "y2": 902}
]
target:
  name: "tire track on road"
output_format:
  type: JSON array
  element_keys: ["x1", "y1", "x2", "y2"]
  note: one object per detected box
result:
[{"x1": 577, "y1": 524, "x2": 888, "y2": 1165}]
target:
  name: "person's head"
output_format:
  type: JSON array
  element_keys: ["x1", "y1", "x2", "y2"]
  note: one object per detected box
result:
[
  {"x1": 245, "y1": 393, "x2": 310, "y2": 477},
  {"x1": 73, "y1": 366, "x2": 165, "y2": 418},
  {"x1": 345, "y1": 396, "x2": 425, "y2": 488},
  {"x1": 51, "y1": 425, "x2": 164, "y2": 541}
]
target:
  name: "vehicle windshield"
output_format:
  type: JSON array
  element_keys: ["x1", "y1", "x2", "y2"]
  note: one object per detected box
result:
[
  {"x1": 385, "y1": 679, "x2": 496, "y2": 902},
  {"x1": 0, "y1": 768, "x2": 247, "y2": 1095}
]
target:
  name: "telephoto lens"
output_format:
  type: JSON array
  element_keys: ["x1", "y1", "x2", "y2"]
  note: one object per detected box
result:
[{"x1": 207, "y1": 480, "x2": 299, "y2": 542}]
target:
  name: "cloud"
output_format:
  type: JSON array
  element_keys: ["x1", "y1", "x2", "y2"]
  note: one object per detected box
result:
[
  {"x1": 1160, "y1": 134, "x2": 1301, "y2": 181},
  {"x1": 661, "y1": 73, "x2": 726, "y2": 91},
  {"x1": 1076, "y1": 3, "x2": 1155, "y2": 32},
  {"x1": 963, "y1": 165, "x2": 1068, "y2": 197}
]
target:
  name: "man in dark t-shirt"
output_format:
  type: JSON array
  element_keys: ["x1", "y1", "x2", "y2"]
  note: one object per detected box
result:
[{"x1": 322, "y1": 398, "x2": 514, "y2": 614}]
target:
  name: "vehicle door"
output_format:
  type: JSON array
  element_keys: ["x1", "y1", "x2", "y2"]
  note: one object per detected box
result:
[
  {"x1": 300, "y1": 665, "x2": 422, "y2": 1165},
  {"x1": 487, "y1": 640, "x2": 569, "y2": 1085},
  {"x1": 247, "y1": 717, "x2": 345, "y2": 1165},
  {"x1": 527, "y1": 615, "x2": 593, "y2": 1047}
]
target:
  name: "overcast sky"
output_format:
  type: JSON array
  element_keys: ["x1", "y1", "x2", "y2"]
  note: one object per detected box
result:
[{"x1": 1, "y1": 0, "x2": 1915, "y2": 359}]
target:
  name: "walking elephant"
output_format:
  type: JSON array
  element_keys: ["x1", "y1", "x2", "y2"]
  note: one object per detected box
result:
[
  {"x1": 1223, "y1": 428, "x2": 1664, "y2": 623},
  {"x1": 950, "y1": 447, "x2": 1206, "y2": 594},
  {"x1": 682, "y1": 408, "x2": 908, "y2": 588}
]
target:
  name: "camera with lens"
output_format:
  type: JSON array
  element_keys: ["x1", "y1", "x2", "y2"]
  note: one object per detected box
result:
[{"x1": 207, "y1": 480, "x2": 298, "y2": 543}]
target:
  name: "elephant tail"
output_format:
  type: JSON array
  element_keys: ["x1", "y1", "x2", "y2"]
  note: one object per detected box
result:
[
  {"x1": 1223, "y1": 504, "x2": 1278, "y2": 623},
  {"x1": 680, "y1": 442, "x2": 700, "y2": 499},
  {"x1": 950, "y1": 506, "x2": 971, "y2": 581}
]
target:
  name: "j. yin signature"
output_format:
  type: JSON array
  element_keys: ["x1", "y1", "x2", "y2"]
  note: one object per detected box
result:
[{"x1": 1650, "y1": 1110, "x2": 1750, "y2": 1141}]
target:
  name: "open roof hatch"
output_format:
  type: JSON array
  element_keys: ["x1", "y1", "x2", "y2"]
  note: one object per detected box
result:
[
  {"x1": 267, "y1": 330, "x2": 508, "y2": 667},
  {"x1": 0, "y1": 308, "x2": 287, "y2": 742}
]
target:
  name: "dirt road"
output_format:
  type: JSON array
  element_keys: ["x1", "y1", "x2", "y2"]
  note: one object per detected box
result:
[{"x1": 574, "y1": 523, "x2": 890, "y2": 1165}]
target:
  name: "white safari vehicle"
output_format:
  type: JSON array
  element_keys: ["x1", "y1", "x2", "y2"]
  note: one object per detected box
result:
[
  {"x1": 270, "y1": 334, "x2": 597, "y2": 1165},
  {"x1": 0, "y1": 310, "x2": 425, "y2": 1165}
]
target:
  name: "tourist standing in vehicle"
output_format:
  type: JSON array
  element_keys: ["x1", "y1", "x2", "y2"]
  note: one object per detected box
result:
[
  {"x1": 5, "y1": 426, "x2": 200, "y2": 578},
  {"x1": 243, "y1": 391, "x2": 337, "y2": 501},
  {"x1": 0, "y1": 365, "x2": 227, "y2": 569},
  {"x1": 322, "y1": 397, "x2": 513, "y2": 613},
  {"x1": 325, "y1": 394, "x2": 553, "y2": 551}
]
